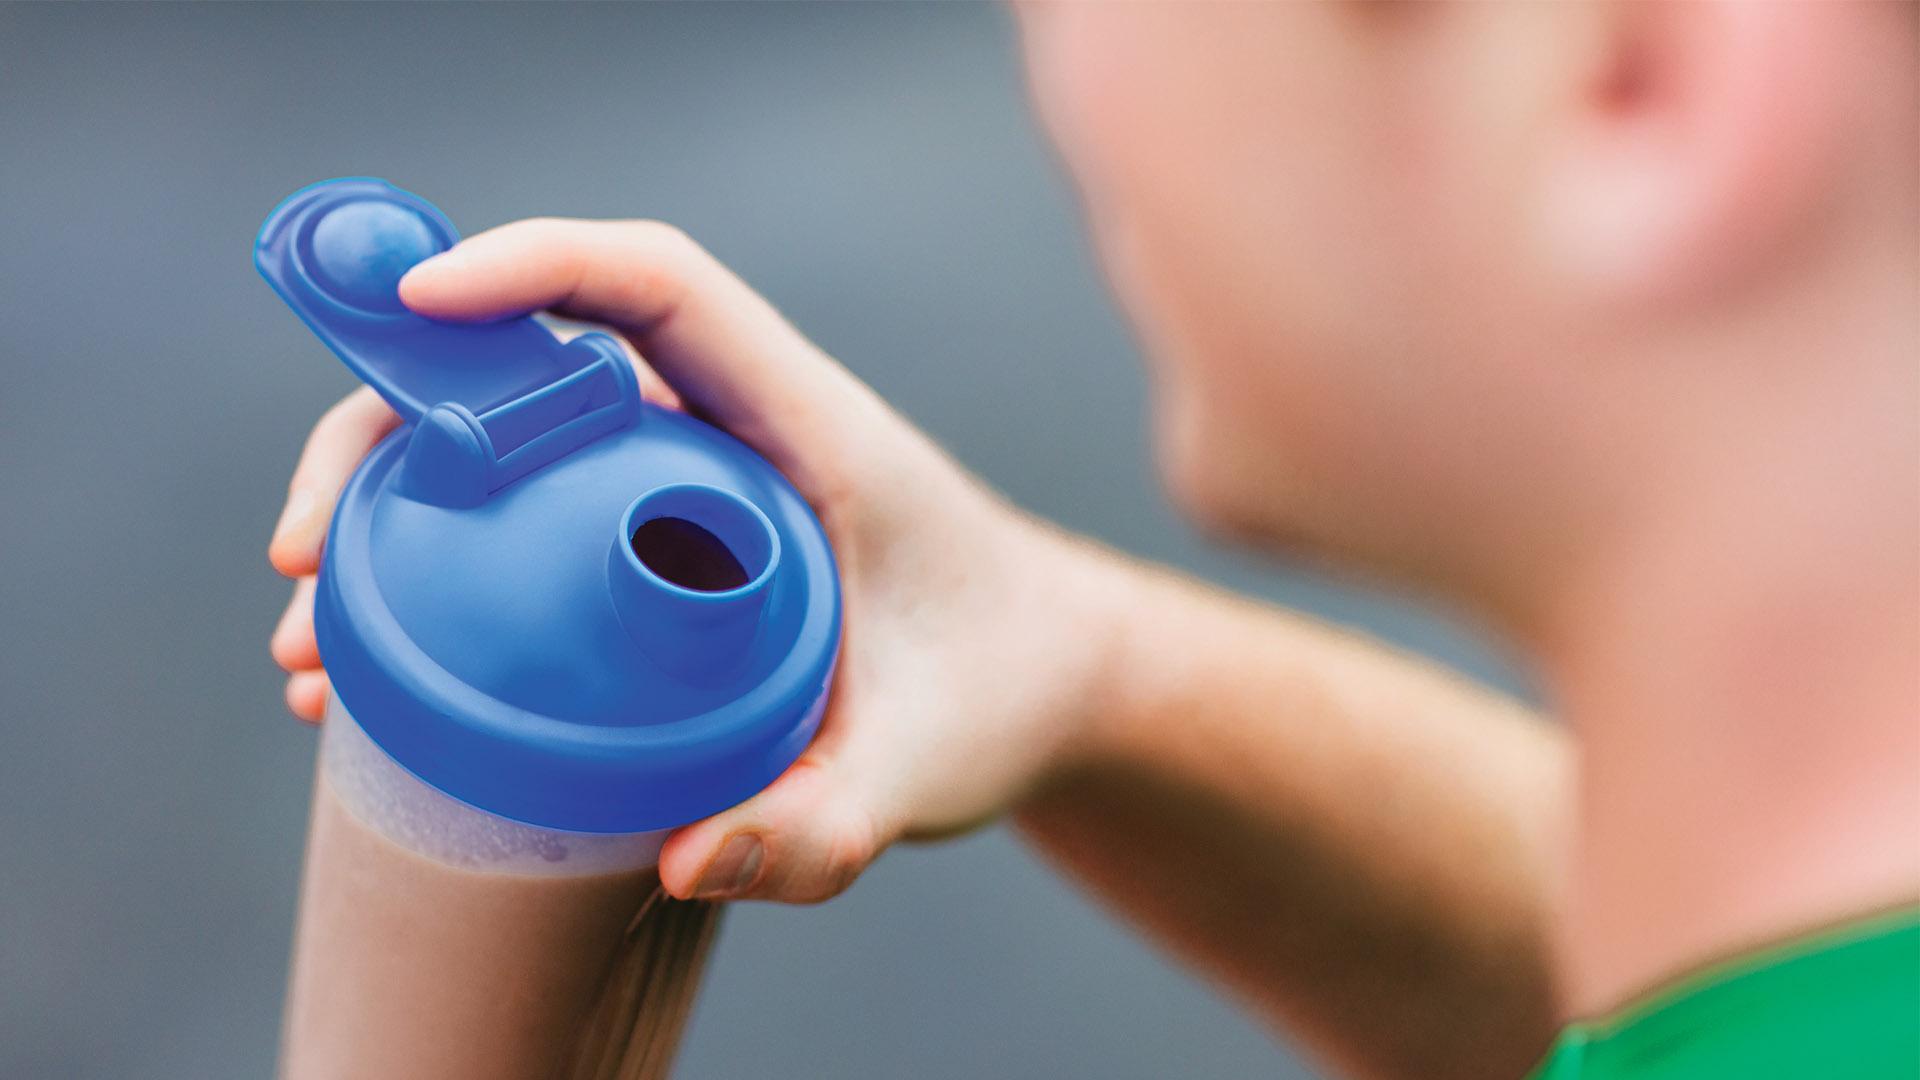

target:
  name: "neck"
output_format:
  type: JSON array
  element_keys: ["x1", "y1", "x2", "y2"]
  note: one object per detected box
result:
[{"x1": 1539, "y1": 292, "x2": 1919, "y2": 1016}]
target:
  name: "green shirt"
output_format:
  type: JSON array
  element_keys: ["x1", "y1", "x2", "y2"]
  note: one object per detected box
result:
[{"x1": 1528, "y1": 907, "x2": 1920, "y2": 1079}]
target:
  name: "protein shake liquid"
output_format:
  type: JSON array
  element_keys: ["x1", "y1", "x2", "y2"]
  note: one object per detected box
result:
[{"x1": 256, "y1": 179, "x2": 841, "y2": 1080}]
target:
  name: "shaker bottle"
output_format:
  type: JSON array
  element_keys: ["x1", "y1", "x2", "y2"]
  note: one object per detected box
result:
[{"x1": 256, "y1": 179, "x2": 841, "y2": 1080}]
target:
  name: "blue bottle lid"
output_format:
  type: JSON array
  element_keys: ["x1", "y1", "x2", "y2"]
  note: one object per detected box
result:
[{"x1": 257, "y1": 179, "x2": 841, "y2": 834}]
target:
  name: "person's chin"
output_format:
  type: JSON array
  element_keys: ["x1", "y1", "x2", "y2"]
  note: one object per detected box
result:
[
  {"x1": 1156, "y1": 406, "x2": 1282, "y2": 547},
  {"x1": 1154, "y1": 398, "x2": 1370, "y2": 575}
]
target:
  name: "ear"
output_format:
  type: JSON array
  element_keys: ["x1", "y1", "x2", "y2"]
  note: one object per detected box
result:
[{"x1": 1533, "y1": 1, "x2": 1875, "y2": 305}]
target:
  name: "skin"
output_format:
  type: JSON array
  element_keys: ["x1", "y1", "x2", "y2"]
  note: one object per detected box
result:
[{"x1": 269, "y1": 4, "x2": 1918, "y2": 1078}]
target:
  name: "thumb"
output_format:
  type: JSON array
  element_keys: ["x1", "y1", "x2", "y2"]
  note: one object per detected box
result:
[
  {"x1": 397, "y1": 218, "x2": 892, "y2": 496},
  {"x1": 658, "y1": 753, "x2": 895, "y2": 905}
]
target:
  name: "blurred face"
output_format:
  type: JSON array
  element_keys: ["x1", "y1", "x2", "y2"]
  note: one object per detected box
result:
[
  {"x1": 1017, "y1": 4, "x2": 1611, "y2": 600},
  {"x1": 1020, "y1": 2, "x2": 1916, "y2": 617}
]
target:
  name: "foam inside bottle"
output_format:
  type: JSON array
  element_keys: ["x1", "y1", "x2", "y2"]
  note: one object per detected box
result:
[{"x1": 320, "y1": 694, "x2": 668, "y2": 876}]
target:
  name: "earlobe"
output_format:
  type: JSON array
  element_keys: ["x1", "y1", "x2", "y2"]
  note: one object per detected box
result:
[{"x1": 1531, "y1": 1, "x2": 1858, "y2": 308}]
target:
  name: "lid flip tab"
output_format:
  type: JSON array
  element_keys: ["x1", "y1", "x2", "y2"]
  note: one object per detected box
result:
[{"x1": 255, "y1": 178, "x2": 642, "y2": 507}]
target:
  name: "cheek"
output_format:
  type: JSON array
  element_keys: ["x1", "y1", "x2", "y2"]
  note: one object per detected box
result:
[
  {"x1": 1101, "y1": 187, "x2": 1359, "y2": 541},
  {"x1": 1151, "y1": 374, "x2": 1266, "y2": 539},
  {"x1": 1024, "y1": 4, "x2": 1480, "y2": 544},
  {"x1": 1127, "y1": 256, "x2": 1325, "y2": 542},
  {"x1": 1091, "y1": 214, "x2": 1262, "y2": 530}
]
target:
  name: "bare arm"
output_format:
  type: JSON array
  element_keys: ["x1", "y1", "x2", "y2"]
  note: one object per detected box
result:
[{"x1": 1020, "y1": 550, "x2": 1569, "y2": 1080}]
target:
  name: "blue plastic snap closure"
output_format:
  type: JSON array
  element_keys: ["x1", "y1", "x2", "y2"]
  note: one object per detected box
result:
[
  {"x1": 257, "y1": 179, "x2": 842, "y2": 834},
  {"x1": 306, "y1": 200, "x2": 443, "y2": 314}
]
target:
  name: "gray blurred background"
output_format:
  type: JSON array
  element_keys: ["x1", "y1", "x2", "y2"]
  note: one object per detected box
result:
[{"x1": 0, "y1": 5, "x2": 1528, "y2": 1079}]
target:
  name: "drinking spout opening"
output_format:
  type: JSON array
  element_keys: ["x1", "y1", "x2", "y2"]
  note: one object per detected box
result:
[{"x1": 607, "y1": 484, "x2": 780, "y2": 680}]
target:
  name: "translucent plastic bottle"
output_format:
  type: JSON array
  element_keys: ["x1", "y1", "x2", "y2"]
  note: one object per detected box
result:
[{"x1": 257, "y1": 179, "x2": 841, "y2": 1080}]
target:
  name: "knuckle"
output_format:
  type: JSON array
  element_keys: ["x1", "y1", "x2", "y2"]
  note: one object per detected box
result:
[
  {"x1": 307, "y1": 388, "x2": 379, "y2": 449},
  {"x1": 801, "y1": 804, "x2": 882, "y2": 904},
  {"x1": 295, "y1": 389, "x2": 394, "y2": 491},
  {"x1": 595, "y1": 221, "x2": 703, "y2": 319},
  {"x1": 625, "y1": 219, "x2": 697, "y2": 254},
  {"x1": 625, "y1": 220, "x2": 710, "y2": 277},
  {"x1": 308, "y1": 397, "x2": 358, "y2": 441},
  {"x1": 270, "y1": 629, "x2": 317, "y2": 673},
  {"x1": 504, "y1": 216, "x2": 576, "y2": 241}
]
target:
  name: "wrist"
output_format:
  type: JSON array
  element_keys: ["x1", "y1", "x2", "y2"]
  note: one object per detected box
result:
[{"x1": 1002, "y1": 519, "x2": 1162, "y2": 787}]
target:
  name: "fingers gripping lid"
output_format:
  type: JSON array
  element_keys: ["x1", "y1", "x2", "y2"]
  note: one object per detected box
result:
[{"x1": 256, "y1": 180, "x2": 842, "y2": 834}]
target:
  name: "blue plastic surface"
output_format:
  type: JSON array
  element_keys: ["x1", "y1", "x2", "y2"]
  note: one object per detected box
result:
[{"x1": 257, "y1": 179, "x2": 841, "y2": 834}]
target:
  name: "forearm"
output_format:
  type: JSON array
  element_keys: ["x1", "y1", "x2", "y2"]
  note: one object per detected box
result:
[{"x1": 1017, "y1": 549, "x2": 1569, "y2": 1080}]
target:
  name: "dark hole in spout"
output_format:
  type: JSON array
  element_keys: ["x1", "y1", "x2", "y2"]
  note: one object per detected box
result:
[{"x1": 631, "y1": 516, "x2": 751, "y2": 592}]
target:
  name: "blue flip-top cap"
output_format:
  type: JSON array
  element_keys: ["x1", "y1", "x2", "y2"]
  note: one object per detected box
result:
[{"x1": 256, "y1": 179, "x2": 841, "y2": 834}]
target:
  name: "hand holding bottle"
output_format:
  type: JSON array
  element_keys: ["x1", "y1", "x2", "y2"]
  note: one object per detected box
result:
[{"x1": 270, "y1": 218, "x2": 1127, "y2": 905}]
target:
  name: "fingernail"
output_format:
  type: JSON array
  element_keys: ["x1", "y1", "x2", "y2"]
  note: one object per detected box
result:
[
  {"x1": 692, "y1": 833, "x2": 763, "y2": 899},
  {"x1": 273, "y1": 488, "x2": 316, "y2": 545}
]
